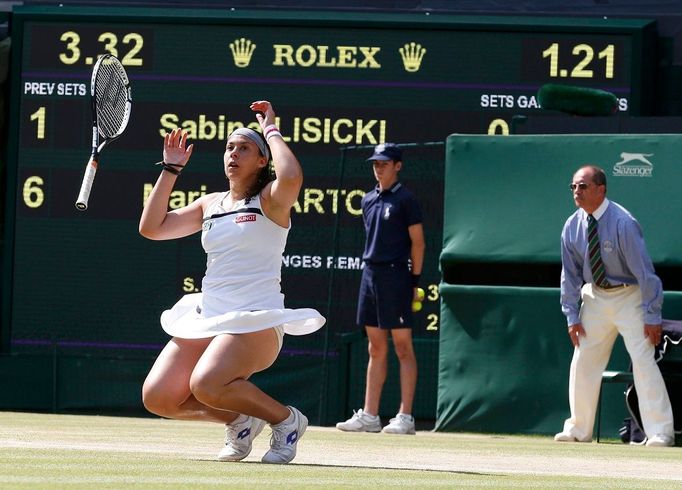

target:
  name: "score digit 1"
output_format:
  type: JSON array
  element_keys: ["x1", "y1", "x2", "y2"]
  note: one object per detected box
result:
[{"x1": 30, "y1": 107, "x2": 46, "y2": 139}]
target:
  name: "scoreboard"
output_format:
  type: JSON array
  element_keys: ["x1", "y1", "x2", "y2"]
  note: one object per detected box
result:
[{"x1": 1, "y1": 6, "x2": 655, "y2": 355}]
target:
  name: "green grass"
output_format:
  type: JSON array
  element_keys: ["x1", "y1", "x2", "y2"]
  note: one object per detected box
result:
[{"x1": 0, "y1": 412, "x2": 680, "y2": 489}]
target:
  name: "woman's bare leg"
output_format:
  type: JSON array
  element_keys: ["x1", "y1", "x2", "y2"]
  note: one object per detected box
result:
[
  {"x1": 190, "y1": 328, "x2": 290, "y2": 425},
  {"x1": 142, "y1": 337, "x2": 239, "y2": 424}
]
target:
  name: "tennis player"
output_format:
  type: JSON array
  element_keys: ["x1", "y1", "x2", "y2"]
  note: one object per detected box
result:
[{"x1": 139, "y1": 100, "x2": 325, "y2": 464}]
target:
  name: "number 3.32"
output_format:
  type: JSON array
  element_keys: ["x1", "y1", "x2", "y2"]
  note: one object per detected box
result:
[{"x1": 59, "y1": 31, "x2": 143, "y2": 66}]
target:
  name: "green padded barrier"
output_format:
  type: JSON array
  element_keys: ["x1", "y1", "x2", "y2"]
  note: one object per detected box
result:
[
  {"x1": 0, "y1": 354, "x2": 53, "y2": 410},
  {"x1": 436, "y1": 285, "x2": 682, "y2": 436},
  {"x1": 438, "y1": 133, "x2": 682, "y2": 436},
  {"x1": 0, "y1": 351, "x2": 331, "y2": 421},
  {"x1": 442, "y1": 134, "x2": 682, "y2": 266},
  {"x1": 338, "y1": 332, "x2": 438, "y2": 421}
]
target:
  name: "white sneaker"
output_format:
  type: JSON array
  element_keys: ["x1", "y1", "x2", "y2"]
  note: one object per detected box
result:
[
  {"x1": 554, "y1": 431, "x2": 578, "y2": 442},
  {"x1": 646, "y1": 434, "x2": 674, "y2": 447},
  {"x1": 382, "y1": 413, "x2": 415, "y2": 435},
  {"x1": 217, "y1": 415, "x2": 266, "y2": 461},
  {"x1": 553, "y1": 431, "x2": 591, "y2": 443},
  {"x1": 336, "y1": 409, "x2": 382, "y2": 433},
  {"x1": 261, "y1": 406, "x2": 308, "y2": 464}
]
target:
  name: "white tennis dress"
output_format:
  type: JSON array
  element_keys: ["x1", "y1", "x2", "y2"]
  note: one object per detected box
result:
[{"x1": 160, "y1": 192, "x2": 325, "y2": 339}]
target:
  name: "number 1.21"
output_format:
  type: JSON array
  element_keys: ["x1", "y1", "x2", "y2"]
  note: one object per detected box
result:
[{"x1": 542, "y1": 43, "x2": 615, "y2": 79}]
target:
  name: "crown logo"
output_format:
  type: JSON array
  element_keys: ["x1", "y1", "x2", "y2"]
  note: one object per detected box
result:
[
  {"x1": 229, "y1": 38, "x2": 256, "y2": 68},
  {"x1": 399, "y1": 42, "x2": 426, "y2": 72}
]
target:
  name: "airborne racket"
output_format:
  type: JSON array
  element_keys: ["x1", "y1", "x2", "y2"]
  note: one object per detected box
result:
[{"x1": 75, "y1": 54, "x2": 132, "y2": 210}]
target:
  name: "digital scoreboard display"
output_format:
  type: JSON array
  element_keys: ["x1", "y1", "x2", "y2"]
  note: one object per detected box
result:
[{"x1": 1, "y1": 6, "x2": 655, "y2": 355}]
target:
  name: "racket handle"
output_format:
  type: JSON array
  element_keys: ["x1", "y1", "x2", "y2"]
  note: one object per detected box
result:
[{"x1": 75, "y1": 158, "x2": 98, "y2": 211}]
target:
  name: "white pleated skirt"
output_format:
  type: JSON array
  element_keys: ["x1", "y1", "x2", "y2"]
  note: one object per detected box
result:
[{"x1": 160, "y1": 293, "x2": 326, "y2": 339}]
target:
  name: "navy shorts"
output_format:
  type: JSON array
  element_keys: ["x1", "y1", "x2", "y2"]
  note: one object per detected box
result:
[{"x1": 356, "y1": 263, "x2": 413, "y2": 329}]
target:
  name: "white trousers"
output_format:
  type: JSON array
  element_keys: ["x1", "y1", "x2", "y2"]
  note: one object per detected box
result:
[{"x1": 562, "y1": 283, "x2": 674, "y2": 440}]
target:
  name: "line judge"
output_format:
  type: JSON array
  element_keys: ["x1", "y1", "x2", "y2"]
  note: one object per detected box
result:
[{"x1": 555, "y1": 165, "x2": 674, "y2": 447}]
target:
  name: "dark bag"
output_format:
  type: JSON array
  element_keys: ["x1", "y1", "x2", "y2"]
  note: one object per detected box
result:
[
  {"x1": 619, "y1": 386, "x2": 646, "y2": 444},
  {"x1": 620, "y1": 320, "x2": 682, "y2": 445}
]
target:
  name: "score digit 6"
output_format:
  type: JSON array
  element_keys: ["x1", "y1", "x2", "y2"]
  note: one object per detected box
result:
[{"x1": 22, "y1": 175, "x2": 45, "y2": 208}]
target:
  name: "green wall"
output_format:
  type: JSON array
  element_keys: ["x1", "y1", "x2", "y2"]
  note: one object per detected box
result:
[{"x1": 438, "y1": 134, "x2": 682, "y2": 437}]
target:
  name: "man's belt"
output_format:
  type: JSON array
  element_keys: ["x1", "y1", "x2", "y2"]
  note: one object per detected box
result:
[{"x1": 598, "y1": 283, "x2": 630, "y2": 290}]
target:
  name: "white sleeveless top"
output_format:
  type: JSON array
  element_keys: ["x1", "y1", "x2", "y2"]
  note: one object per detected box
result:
[{"x1": 160, "y1": 192, "x2": 325, "y2": 338}]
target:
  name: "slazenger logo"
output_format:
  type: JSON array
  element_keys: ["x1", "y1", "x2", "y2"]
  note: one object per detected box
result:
[
  {"x1": 612, "y1": 152, "x2": 654, "y2": 177},
  {"x1": 235, "y1": 214, "x2": 257, "y2": 223}
]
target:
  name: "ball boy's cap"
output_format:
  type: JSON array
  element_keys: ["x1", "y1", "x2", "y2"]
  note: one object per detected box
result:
[{"x1": 366, "y1": 143, "x2": 403, "y2": 162}]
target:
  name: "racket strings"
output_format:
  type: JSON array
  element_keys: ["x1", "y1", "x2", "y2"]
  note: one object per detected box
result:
[{"x1": 95, "y1": 62, "x2": 130, "y2": 138}]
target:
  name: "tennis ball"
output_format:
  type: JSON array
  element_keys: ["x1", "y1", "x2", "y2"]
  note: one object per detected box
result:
[
  {"x1": 412, "y1": 301, "x2": 422, "y2": 312},
  {"x1": 417, "y1": 287, "x2": 425, "y2": 301}
]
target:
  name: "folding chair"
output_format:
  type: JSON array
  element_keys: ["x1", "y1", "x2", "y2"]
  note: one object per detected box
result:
[{"x1": 596, "y1": 319, "x2": 682, "y2": 443}]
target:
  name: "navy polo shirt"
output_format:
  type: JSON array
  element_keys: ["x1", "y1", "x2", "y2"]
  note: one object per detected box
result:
[{"x1": 361, "y1": 181, "x2": 422, "y2": 264}]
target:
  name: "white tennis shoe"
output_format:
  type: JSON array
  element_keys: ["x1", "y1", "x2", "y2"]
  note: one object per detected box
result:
[
  {"x1": 217, "y1": 414, "x2": 266, "y2": 461},
  {"x1": 336, "y1": 409, "x2": 382, "y2": 432},
  {"x1": 645, "y1": 434, "x2": 674, "y2": 447},
  {"x1": 261, "y1": 406, "x2": 308, "y2": 464},
  {"x1": 382, "y1": 413, "x2": 416, "y2": 435},
  {"x1": 553, "y1": 431, "x2": 592, "y2": 443}
]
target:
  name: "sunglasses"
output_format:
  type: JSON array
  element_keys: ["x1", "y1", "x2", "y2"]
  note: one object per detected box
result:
[{"x1": 569, "y1": 183, "x2": 591, "y2": 191}]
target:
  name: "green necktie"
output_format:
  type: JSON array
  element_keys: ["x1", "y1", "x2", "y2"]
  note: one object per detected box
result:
[{"x1": 587, "y1": 214, "x2": 609, "y2": 288}]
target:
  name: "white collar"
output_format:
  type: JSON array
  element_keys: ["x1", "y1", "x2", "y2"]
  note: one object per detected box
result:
[{"x1": 583, "y1": 198, "x2": 610, "y2": 221}]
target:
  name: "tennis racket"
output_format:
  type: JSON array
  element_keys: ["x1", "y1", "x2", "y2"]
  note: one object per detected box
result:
[{"x1": 75, "y1": 54, "x2": 132, "y2": 210}]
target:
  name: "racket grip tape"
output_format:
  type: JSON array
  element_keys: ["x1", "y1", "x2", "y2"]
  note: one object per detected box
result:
[{"x1": 75, "y1": 158, "x2": 98, "y2": 211}]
